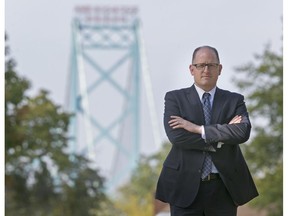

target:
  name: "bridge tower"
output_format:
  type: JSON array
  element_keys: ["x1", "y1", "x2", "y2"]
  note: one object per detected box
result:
[{"x1": 66, "y1": 5, "x2": 160, "y2": 192}]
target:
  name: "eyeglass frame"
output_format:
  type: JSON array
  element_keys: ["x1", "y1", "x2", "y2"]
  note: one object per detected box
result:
[{"x1": 192, "y1": 63, "x2": 220, "y2": 71}]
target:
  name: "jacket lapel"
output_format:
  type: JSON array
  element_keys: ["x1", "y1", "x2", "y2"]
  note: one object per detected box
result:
[
  {"x1": 211, "y1": 88, "x2": 225, "y2": 124},
  {"x1": 186, "y1": 85, "x2": 205, "y2": 125}
]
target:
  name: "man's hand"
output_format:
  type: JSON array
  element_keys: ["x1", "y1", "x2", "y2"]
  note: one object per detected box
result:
[
  {"x1": 169, "y1": 116, "x2": 202, "y2": 134},
  {"x1": 229, "y1": 115, "x2": 242, "y2": 124}
]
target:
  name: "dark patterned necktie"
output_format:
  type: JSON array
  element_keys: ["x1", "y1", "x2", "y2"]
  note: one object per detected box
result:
[{"x1": 201, "y1": 92, "x2": 212, "y2": 179}]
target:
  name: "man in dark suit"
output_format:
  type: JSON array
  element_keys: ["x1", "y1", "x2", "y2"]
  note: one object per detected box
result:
[{"x1": 155, "y1": 46, "x2": 258, "y2": 216}]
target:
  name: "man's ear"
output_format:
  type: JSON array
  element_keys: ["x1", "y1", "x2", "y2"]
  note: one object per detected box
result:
[
  {"x1": 189, "y1": 64, "x2": 194, "y2": 76},
  {"x1": 218, "y1": 64, "x2": 223, "y2": 75}
]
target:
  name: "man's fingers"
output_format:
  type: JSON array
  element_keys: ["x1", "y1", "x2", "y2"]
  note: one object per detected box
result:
[
  {"x1": 169, "y1": 121, "x2": 178, "y2": 127},
  {"x1": 169, "y1": 116, "x2": 184, "y2": 128},
  {"x1": 229, "y1": 115, "x2": 242, "y2": 124}
]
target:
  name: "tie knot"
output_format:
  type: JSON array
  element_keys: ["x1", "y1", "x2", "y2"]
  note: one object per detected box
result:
[{"x1": 203, "y1": 92, "x2": 210, "y2": 100}]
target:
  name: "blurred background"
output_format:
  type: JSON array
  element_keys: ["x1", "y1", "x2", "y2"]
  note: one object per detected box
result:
[{"x1": 5, "y1": 0, "x2": 283, "y2": 215}]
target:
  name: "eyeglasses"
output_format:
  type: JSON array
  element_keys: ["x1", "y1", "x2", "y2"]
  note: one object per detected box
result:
[{"x1": 192, "y1": 63, "x2": 220, "y2": 70}]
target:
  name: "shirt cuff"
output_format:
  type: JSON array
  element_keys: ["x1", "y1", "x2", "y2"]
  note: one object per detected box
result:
[{"x1": 201, "y1": 125, "x2": 206, "y2": 140}]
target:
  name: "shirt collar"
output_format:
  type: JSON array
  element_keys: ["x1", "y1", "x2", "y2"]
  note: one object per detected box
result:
[{"x1": 194, "y1": 84, "x2": 216, "y2": 101}]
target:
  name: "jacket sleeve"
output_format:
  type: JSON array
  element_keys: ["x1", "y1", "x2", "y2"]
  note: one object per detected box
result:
[
  {"x1": 164, "y1": 91, "x2": 215, "y2": 151},
  {"x1": 204, "y1": 94, "x2": 251, "y2": 145}
]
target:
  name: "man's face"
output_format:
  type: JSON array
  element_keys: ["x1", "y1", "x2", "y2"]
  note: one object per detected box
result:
[{"x1": 189, "y1": 48, "x2": 222, "y2": 92}]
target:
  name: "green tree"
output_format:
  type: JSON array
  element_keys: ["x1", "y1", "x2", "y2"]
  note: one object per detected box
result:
[
  {"x1": 233, "y1": 45, "x2": 283, "y2": 216},
  {"x1": 114, "y1": 142, "x2": 171, "y2": 216},
  {"x1": 5, "y1": 35, "x2": 107, "y2": 216}
]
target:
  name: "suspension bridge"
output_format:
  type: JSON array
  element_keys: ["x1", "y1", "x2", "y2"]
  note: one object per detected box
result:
[{"x1": 66, "y1": 5, "x2": 161, "y2": 192}]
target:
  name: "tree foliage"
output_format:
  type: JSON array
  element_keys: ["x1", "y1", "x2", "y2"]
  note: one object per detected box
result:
[
  {"x1": 114, "y1": 142, "x2": 171, "y2": 216},
  {"x1": 5, "y1": 36, "x2": 108, "y2": 216},
  {"x1": 232, "y1": 45, "x2": 283, "y2": 216}
]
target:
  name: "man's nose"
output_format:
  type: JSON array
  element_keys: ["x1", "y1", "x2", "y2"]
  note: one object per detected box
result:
[{"x1": 203, "y1": 65, "x2": 210, "y2": 72}]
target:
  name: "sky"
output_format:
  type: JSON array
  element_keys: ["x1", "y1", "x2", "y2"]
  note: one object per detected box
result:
[
  {"x1": 4, "y1": 0, "x2": 284, "y2": 190},
  {"x1": 5, "y1": 0, "x2": 283, "y2": 142}
]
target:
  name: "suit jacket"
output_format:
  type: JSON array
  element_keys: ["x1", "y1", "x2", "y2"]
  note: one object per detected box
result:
[{"x1": 155, "y1": 85, "x2": 258, "y2": 208}]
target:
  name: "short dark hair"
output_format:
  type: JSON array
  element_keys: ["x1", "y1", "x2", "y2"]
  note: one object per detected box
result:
[{"x1": 192, "y1": 46, "x2": 220, "y2": 63}]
